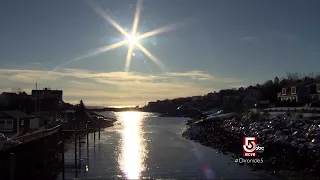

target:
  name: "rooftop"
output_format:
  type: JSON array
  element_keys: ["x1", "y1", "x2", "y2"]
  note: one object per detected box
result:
[
  {"x1": 1, "y1": 110, "x2": 29, "y2": 119},
  {"x1": 1, "y1": 92, "x2": 18, "y2": 96}
]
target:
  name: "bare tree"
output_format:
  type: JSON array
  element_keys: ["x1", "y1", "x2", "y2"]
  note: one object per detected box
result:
[
  {"x1": 11, "y1": 88, "x2": 23, "y2": 94},
  {"x1": 286, "y1": 72, "x2": 301, "y2": 81},
  {"x1": 307, "y1": 72, "x2": 315, "y2": 78}
]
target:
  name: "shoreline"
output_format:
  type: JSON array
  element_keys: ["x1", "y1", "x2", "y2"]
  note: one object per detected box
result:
[{"x1": 182, "y1": 111, "x2": 320, "y2": 180}]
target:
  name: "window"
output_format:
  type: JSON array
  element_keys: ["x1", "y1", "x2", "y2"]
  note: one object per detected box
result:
[
  {"x1": 292, "y1": 97, "x2": 296, "y2": 102},
  {"x1": 6, "y1": 120, "x2": 13, "y2": 129},
  {"x1": 291, "y1": 87, "x2": 296, "y2": 94},
  {"x1": 282, "y1": 88, "x2": 286, "y2": 95},
  {"x1": 305, "y1": 86, "x2": 310, "y2": 93},
  {"x1": 0, "y1": 121, "x2": 5, "y2": 129},
  {"x1": 0, "y1": 119, "x2": 13, "y2": 129},
  {"x1": 317, "y1": 84, "x2": 320, "y2": 92}
]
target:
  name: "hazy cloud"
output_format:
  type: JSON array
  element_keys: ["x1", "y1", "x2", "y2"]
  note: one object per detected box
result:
[
  {"x1": 31, "y1": 62, "x2": 42, "y2": 65},
  {"x1": 0, "y1": 68, "x2": 242, "y2": 106}
]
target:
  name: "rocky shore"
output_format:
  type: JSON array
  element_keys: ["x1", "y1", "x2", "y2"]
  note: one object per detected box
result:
[
  {"x1": 89, "y1": 112, "x2": 116, "y2": 129},
  {"x1": 182, "y1": 111, "x2": 320, "y2": 179}
]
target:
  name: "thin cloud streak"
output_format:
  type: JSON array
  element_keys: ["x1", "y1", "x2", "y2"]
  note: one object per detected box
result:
[{"x1": 31, "y1": 62, "x2": 42, "y2": 65}]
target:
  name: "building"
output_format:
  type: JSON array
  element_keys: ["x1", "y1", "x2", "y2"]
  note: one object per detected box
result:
[
  {"x1": 0, "y1": 92, "x2": 18, "y2": 107},
  {"x1": 278, "y1": 80, "x2": 320, "y2": 103},
  {"x1": 0, "y1": 110, "x2": 30, "y2": 137},
  {"x1": 278, "y1": 84, "x2": 300, "y2": 102},
  {"x1": 18, "y1": 92, "x2": 31, "y2": 99},
  {"x1": 32, "y1": 88, "x2": 63, "y2": 101},
  {"x1": 242, "y1": 88, "x2": 262, "y2": 100},
  {"x1": 304, "y1": 81, "x2": 320, "y2": 102},
  {"x1": 242, "y1": 95, "x2": 258, "y2": 109}
]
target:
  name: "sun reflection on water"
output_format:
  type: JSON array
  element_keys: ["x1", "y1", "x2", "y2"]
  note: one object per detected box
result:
[{"x1": 118, "y1": 111, "x2": 147, "y2": 179}]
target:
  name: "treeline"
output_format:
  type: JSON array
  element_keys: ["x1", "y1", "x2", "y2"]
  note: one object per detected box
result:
[
  {"x1": 142, "y1": 72, "x2": 320, "y2": 113},
  {"x1": 142, "y1": 97, "x2": 195, "y2": 113}
]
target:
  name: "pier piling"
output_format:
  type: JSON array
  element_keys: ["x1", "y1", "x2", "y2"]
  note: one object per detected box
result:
[
  {"x1": 62, "y1": 138, "x2": 65, "y2": 180},
  {"x1": 94, "y1": 132, "x2": 96, "y2": 144},
  {"x1": 98, "y1": 129, "x2": 100, "y2": 140},
  {"x1": 86, "y1": 132, "x2": 89, "y2": 149},
  {"x1": 78, "y1": 134, "x2": 81, "y2": 170},
  {"x1": 9, "y1": 153, "x2": 15, "y2": 180},
  {"x1": 86, "y1": 133, "x2": 89, "y2": 172},
  {"x1": 74, "y1": 133, "x2": 78, "y2": 178}
]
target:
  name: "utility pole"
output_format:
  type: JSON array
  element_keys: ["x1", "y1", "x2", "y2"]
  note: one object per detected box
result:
[{"x1": 35, "y1": 82, "x2": 37, "y2": 115}]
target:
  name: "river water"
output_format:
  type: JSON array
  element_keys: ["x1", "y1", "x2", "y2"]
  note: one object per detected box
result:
[{"x1": 57, "y1": 111, "x2": 278, "y2": 180}]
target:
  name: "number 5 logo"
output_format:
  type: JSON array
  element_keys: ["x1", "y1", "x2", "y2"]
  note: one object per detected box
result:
[{"x1": 243, "y1": 137, "x2": 256, "y2": 153}]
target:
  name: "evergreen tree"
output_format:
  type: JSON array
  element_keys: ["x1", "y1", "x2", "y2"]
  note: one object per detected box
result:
[
  {"x1": 274, "y1": 77, "x2": 280, "y2": 84},
  {"x1": 79, "y1": 100, "x2": 85, "y2": 110},
  {"x1": 75, "y1": 99, "x2": 89, "y2": 124}
]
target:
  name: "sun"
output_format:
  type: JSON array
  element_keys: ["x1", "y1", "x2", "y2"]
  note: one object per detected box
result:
[
  {"x1": 51, "y1": 0, "x2": 177, "y2": 74},
  {"x1": 128, "y1": 35, "x2": 138, "y2": 45}
]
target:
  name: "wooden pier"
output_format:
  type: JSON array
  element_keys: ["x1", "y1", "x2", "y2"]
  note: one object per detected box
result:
[
  {"x1": 0, "y1": 123, "x2": 102, "y2": 180},
  {"x1": 0, "y1": 125, "x2": 61, "y2": 151}
]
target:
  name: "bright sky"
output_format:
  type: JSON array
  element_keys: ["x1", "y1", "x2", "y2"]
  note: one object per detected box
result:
[{"x1": 1, "y1": 0, "x2": 320, "y2": 106}]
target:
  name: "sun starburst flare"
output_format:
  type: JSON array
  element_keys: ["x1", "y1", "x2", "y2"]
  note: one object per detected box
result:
[{"x1": 51, "y1": 0, "x2": 180, "y2": 73}]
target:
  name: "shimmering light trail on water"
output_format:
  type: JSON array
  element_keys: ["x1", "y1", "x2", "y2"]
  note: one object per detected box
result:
[{"x1": 118, "y1": 111, "x2": 147, "y2": 179}]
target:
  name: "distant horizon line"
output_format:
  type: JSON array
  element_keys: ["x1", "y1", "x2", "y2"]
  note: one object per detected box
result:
[{"x1": 86, "y1": 105, "x2": 137, "y2": 109}]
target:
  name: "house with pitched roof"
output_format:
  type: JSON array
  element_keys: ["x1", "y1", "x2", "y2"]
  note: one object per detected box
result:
[
  {"x1": 278, "y1": 80, "x2": 320, "y2": 104},
  {"x1": 0, "y1": 110, "x2": 30, "y2": 137}
]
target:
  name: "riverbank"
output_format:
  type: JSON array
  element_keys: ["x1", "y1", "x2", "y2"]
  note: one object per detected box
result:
[{"x1": 182, "y1": 111, "x2": 320, "y2": 179}]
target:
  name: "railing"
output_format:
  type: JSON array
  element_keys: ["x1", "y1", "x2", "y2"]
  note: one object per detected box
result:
[
  {"x1": 13, "y1": 125, "x2": 60, "y2": 143},
  {"x1": 264, "y1": 107, "x2": 320, "y2": 114},
  {"x1": 0, "y1": 125, "x2": 61, "y2": 149}
]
